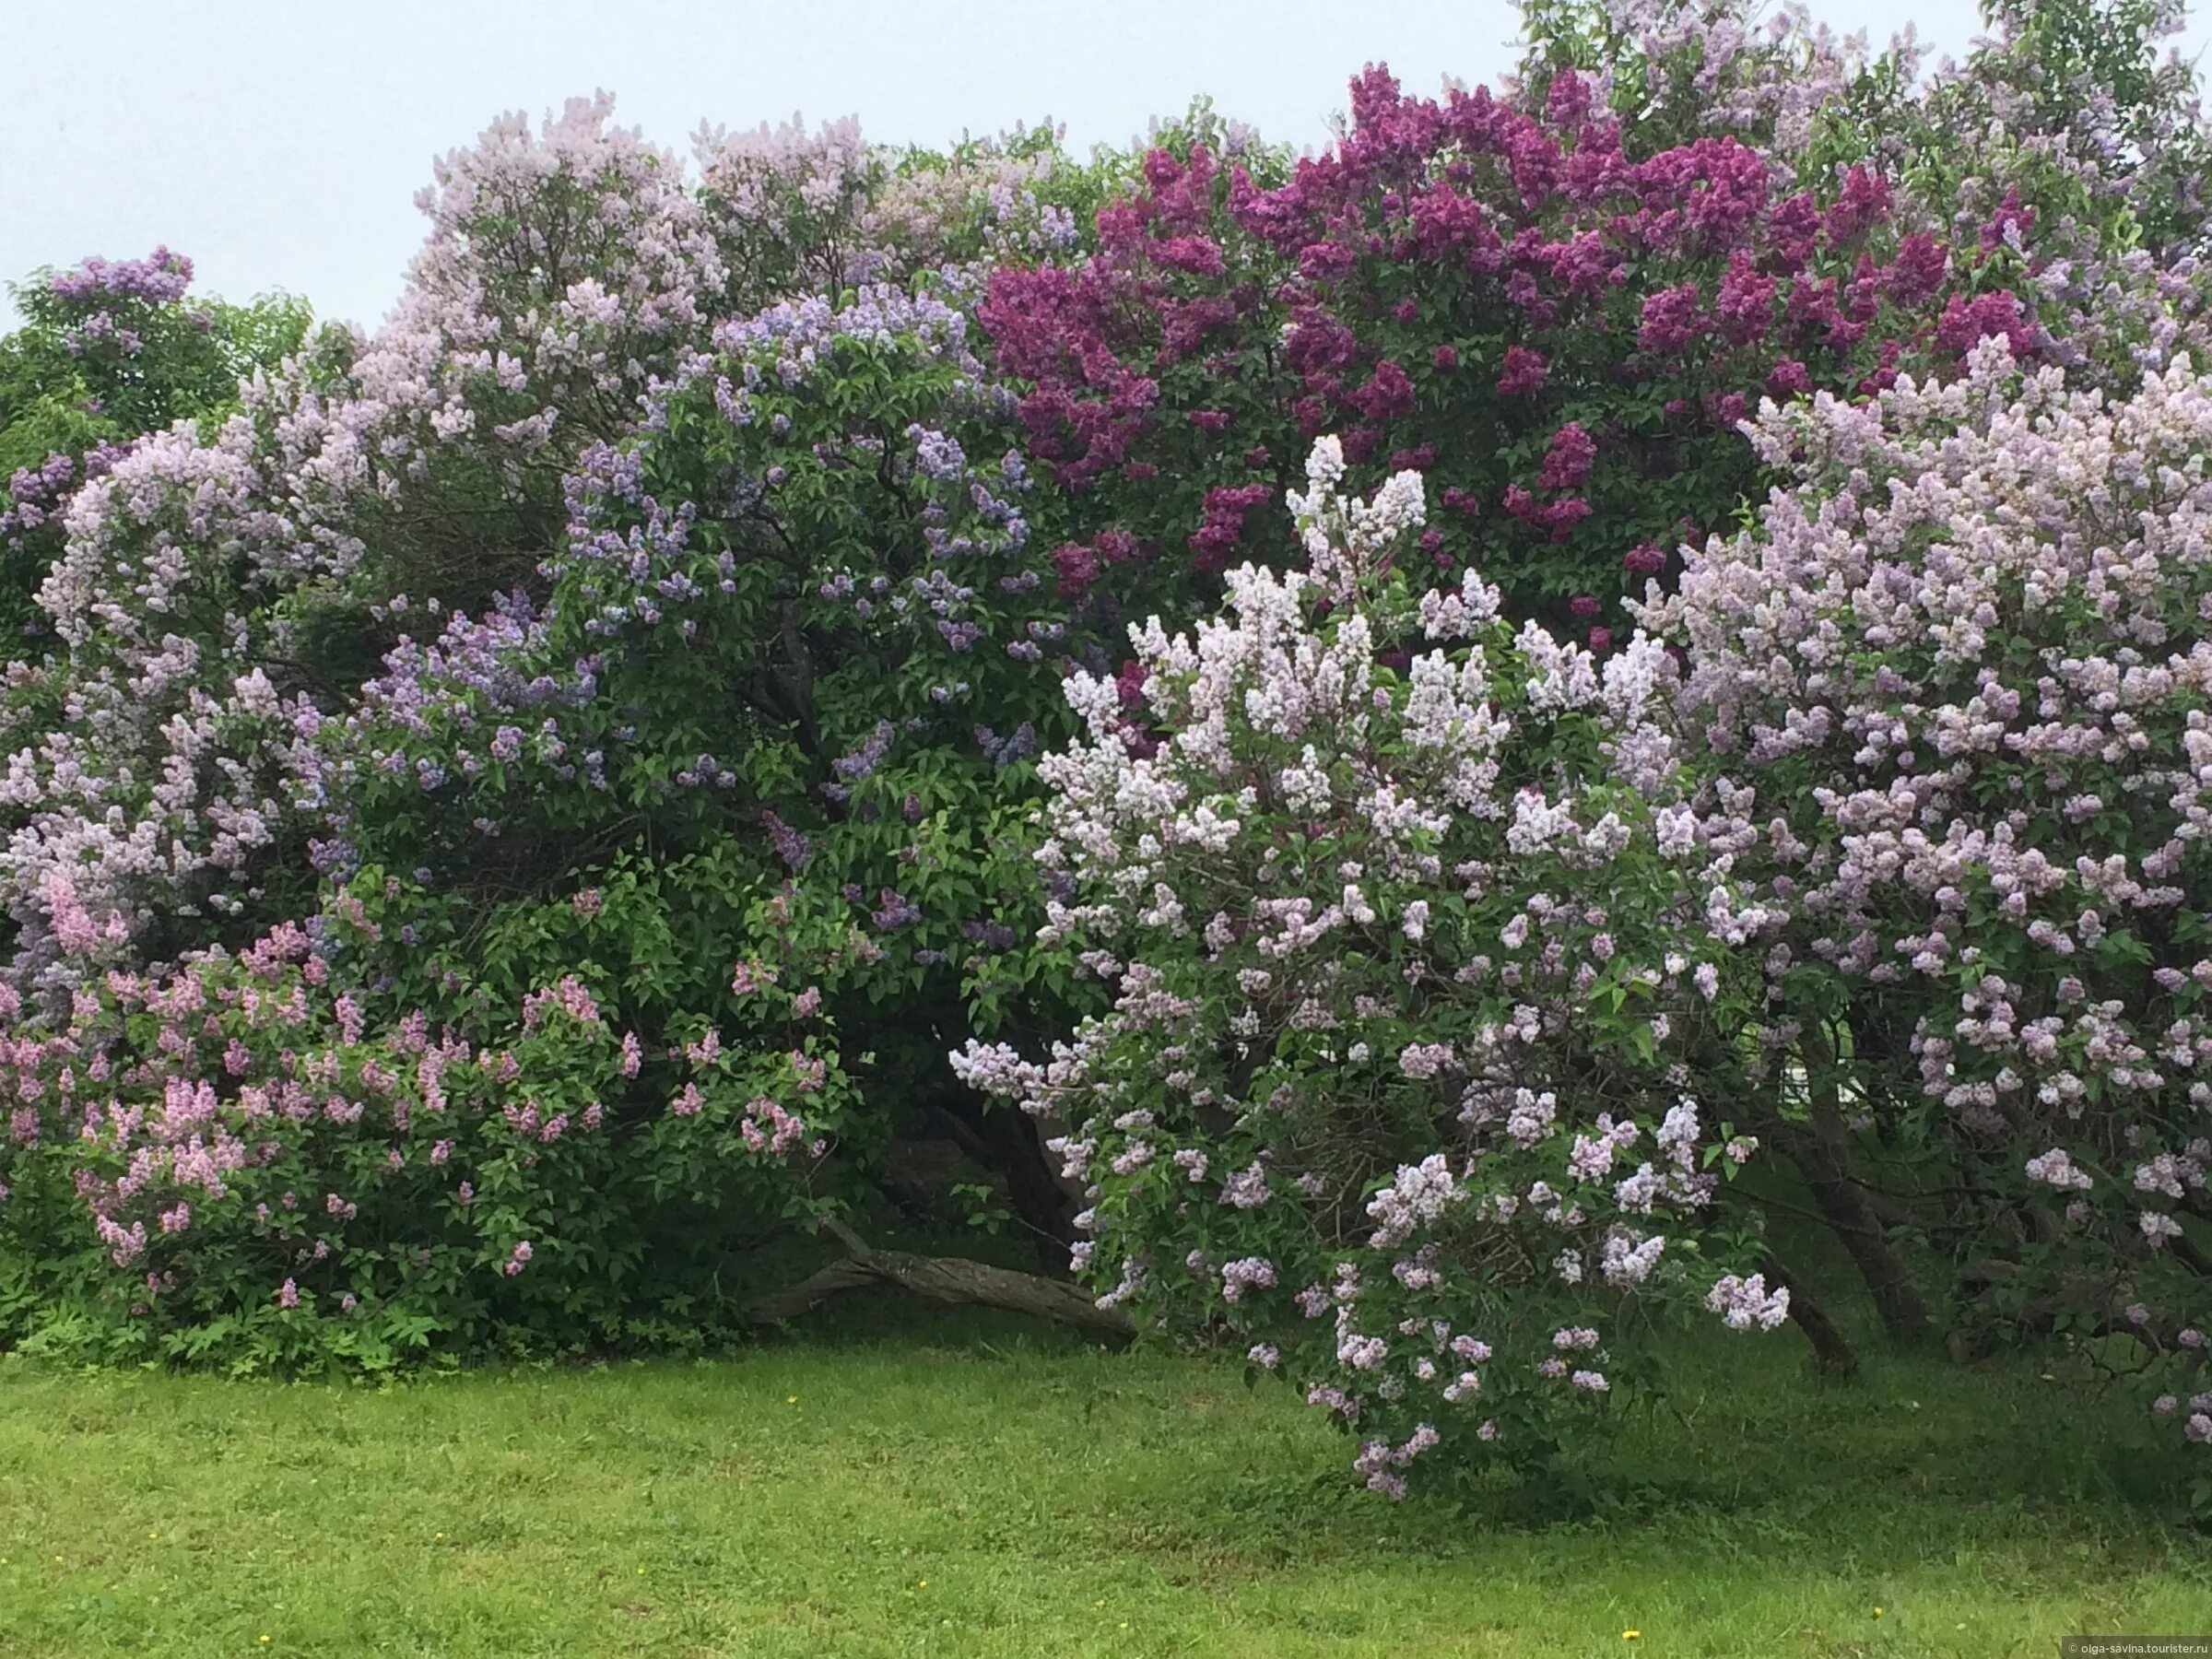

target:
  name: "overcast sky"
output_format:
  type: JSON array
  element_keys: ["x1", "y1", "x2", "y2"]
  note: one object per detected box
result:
[{"x1": 6, "y1": 0, "x2": 2208, "y2": 333}]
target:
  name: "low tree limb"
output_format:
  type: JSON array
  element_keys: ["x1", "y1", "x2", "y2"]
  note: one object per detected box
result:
[{"x1": 748, "y1": 1218, "x2": 1135, "y2": 1340}]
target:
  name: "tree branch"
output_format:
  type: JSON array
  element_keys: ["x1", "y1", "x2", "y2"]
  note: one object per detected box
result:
[{"x1": 749, "y1": 1219, "x2": 1135, "y2": 1340}]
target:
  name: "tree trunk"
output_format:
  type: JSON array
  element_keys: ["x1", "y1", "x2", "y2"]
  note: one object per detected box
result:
[
  {"x1": 917, "y1": 1003, "x2": 1080, "y2": 1272},
  {"x1": 926, "y1": 1091, "x2": 1077, "y2": 1274},
  {"x1": 1759, "y1": 1252, "x2": 1858, "y2": 1374},
  {"x1": 749, "y1": 1218, "x2": 1134, "y2": 1340},
  {"x1": 1791, "y1": 1026, "x2": 1932, "y2": 1343}
]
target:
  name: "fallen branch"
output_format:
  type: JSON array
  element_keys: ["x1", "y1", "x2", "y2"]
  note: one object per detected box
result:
[
  {"x1": 748, "y1": 1218, "x2": 1135, "y2": 1340},
  {"x1": 1955, "y1": 1258, "x2": 2152, "y2": 1342}
]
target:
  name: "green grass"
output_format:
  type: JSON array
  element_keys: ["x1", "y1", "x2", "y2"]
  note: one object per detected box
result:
[{"x1": 0, "y1": 1306, "x2": 2206, "y2": 1657}]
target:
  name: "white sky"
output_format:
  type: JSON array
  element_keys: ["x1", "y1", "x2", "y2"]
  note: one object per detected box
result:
[{"x1": 5, "y1": 0, "x2": 2207, "y2": 332}]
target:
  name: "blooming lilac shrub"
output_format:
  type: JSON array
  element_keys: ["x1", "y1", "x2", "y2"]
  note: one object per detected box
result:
[
  {"x1": 1641, "y1": 337, "x2": 2212, "y2": 1500},
  {"x1": 303, "y1": 272, "x2": 1100, "y2": 1249},
  {"x1": 699, "y1": 115, "x2": 1098, "y2": 300},
  {"x1": 0, "y1": 880, "x2": 852, "y2": 1368},
  {"x1": 0, "y1": 249, "x2": 311, "y2": 645},
  {"x1": 976, "y1": 1, "x2": 2059, "y2": 643},
  {"x1": 0, "y1": 99, "x2": 1132, "y2": 1294},
  {"x1": 0, "y1": 97, "x2": 785, "y2": 991},
  {"x1": 0, "y1": 100, "x2": 1127, "y2": 999},
  {"x1": 1809, "y1": 0, "x2": 2212, "y2": 391},
  {"x1": 955, "y1": 438, "x2": 1782, "y2": 1495},
  {"x1": 36, "y1": 93, "x2": 729, "y2": 641},
  {"x1": 1900, "y1": 0, "x2": 2212, "y2": 265}
]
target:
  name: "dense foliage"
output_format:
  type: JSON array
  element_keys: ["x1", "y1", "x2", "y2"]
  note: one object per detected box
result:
[
  {"x1": 0, "y1": 899, "x2": 848, "y2": 1367},
  {"x1": 1, "y1": 0, "x2": 2209, "y2": 1511}
]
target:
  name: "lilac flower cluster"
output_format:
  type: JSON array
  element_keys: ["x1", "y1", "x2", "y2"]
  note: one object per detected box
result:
[{"x1": 46, "y1": 247, "x2": 194, "y2": 306}]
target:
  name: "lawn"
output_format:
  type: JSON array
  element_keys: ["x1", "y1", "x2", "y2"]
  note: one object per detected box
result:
[{"x1": 0, "y1": 1305, "x2": 2206, "y2": 1657}]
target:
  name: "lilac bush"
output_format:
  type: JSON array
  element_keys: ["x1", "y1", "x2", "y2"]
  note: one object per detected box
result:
[
  {"x1": 299, "y1": 269, "x2": 1099, "y2": 1257},
  {"x1": 0, "y1": 96, "x2": 739, "y2": 995},
  {"x1": 0, "y1": 1, "x2": 2206, "y2": 1518},
  {"x1": 0, "y1": 877, "x2": 853, "y2": 1368},
  {"x1": 0, "y1": 96, "x2": 1129, "y2": 1334},
  {"x1": 956, "y1": 438, "x2": 1783, "y2": 1494},
  {"x1": 0, "y1": 249, "x2": 308, "y2": 644},
  {"x1": 0, "y1": 99, "x2": 1121, "y2": 999},
  {"x1": 975, "y1": 0, "x2": 2068, "y2": 647},
  {"x1": 1824, "y1": 0, "x2": 2212, "y2": 389},
  {"x1": 1640, "y1": 337, "x2": 2212, "y2": 1500}
]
